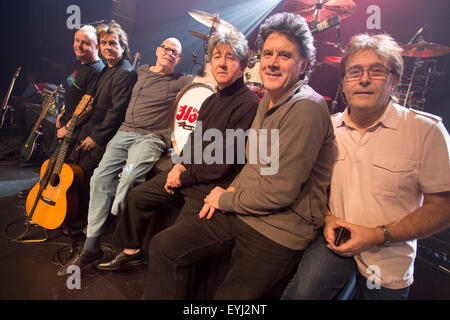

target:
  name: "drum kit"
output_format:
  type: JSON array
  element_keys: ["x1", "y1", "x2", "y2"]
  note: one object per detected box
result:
[
  {"x1": 284, "y1": 0, "x2": 450, "y2": 113},
  {"x1": 172, "y1": 0, "x2": 450, "y2": 151}
]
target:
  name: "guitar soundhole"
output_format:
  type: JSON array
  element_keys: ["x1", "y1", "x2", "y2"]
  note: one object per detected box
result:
[{"x1": 50, "y1": 174, "x2": 60, "y2": 187}]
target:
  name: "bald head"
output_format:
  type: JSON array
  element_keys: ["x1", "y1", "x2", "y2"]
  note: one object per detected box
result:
[
  {"x1": 73, "y1": 26, "x2": 99, "y2": 64},
  {"x1": 152, "y1": 37, "x2": 182, "y2": 74}
]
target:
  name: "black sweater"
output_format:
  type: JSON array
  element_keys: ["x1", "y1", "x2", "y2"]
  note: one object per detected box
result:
[{"x1": 179, "y1": 77, "x2": 258, "y2": 201}]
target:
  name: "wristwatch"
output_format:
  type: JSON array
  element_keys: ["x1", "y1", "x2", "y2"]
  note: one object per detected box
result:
[{"x1": 377, "y1": 225, "x2": 391, "y2": 248}]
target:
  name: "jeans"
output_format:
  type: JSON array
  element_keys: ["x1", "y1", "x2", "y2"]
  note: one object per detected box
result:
[
  {"x1": 281, "y1": 232, "x2": 410, "y2": 300},
  {"x1": 86, "y1": 130, "x2": 166, "y2": 238}
]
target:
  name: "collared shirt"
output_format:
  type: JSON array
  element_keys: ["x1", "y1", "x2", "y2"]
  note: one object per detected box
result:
[{"x1": 330, "y1": 102, "x2": 450, "y2": 289}]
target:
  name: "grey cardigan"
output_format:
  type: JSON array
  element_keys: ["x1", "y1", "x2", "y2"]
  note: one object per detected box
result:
[{"x1": 219, "y1": 81, "x2": 335, "y2": 250}]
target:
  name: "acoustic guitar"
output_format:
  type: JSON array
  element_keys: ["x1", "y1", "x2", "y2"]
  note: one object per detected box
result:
[
  {"x1": 25, "y1": 94, "x2": 92, "y2": 230},
  {"x1": 0, "y1": 67, "x2": 21, "y2": 130},
  {"x1": 20, "y1": 84, "x2": 62, "y2": 162}
]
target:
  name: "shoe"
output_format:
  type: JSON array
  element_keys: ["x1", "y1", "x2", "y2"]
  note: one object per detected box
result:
[
  {"x1": 57, "y1": 248, "x2": 103, "y2": 276},
  {"x1": 17, "y1": 188, "x2": 31, "y2": 199},
  {"x1": 96, "y1": 250, "x2": 146, "y2": 271}
]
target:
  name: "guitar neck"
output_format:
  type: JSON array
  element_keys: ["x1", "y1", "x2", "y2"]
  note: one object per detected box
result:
[
  {"x1": 53, "y1": 114, "x2": 79, "y2": 175},
  {"x1": 1, "y1": 68, "x2": 21, "y2": 111},
  {"x1": 36, "y1": 99, "x2": 55, "y2": 132}
]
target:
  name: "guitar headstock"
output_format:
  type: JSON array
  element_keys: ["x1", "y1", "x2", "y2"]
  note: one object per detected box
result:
[
  {"x1": 74, "y1": 94, "x2": 93, "y2": 116},
  {"x1": 50, "y1": 84, "x2": 62, "y2": 97}
]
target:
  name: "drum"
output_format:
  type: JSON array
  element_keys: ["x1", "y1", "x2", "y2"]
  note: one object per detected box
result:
[
  {"x1": 171, "y1": 82, "x2": 216, "y2": 155},
  {"x1": 244, "y1": 54, "x2": 263, "y2": 87}
]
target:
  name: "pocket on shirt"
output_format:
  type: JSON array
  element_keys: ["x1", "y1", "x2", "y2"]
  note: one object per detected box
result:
[
  {"x1": 371, "y1": 156, "x2": 417, "y2": 197},
  {"x1": 330, "y1": 148, "x2": 346, "y2": 187}
]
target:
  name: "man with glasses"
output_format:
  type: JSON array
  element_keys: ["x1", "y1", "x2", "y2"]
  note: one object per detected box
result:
[
  {"x1": 58, "y1": 37, "x2": 194, "y2": 273},
  {"x1": 281, "y1": 33, "x2": 450, "y2": 300},
  {"x1": 95, "y1": 29, "x2": 258, "y2": 273}
]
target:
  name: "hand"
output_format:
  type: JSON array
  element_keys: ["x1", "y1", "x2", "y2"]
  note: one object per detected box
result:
[
  {"x1": 198, "y1": 203, "x2": 216, "y2": 220},
  {"x1": 76, "y1": 136, "x2": 97, "y2": 152},
  {"x1": 56, "y1": 113, "x2": 63, "y2": 129},
  {"x1": 200, "y1": 186, "x2": 235, "y2": 219},
  {"x1": 204, "y1": 187, "x2": 227, "y2": 210},
  {"x1": 56, "y1": 126, "x2": 67, "y2": 139},
  {"x1": 325, "y1": 220, "x2": 384, "y2": 257},
  {"x1": 164, "y1": 164, "x2": 186, "y2": 194}
]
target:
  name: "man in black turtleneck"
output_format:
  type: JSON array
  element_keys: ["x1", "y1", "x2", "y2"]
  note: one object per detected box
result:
[{"x1": 96, "y1": 30, "x2": 258, "y2": 271}]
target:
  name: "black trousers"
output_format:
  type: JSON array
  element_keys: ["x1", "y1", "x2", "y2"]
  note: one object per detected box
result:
[
  {"x1": 112, "y1": 169, "x2": 204, "y2": 250},
  {"x1": 68, "y1": 142, "x2": 105, "y2": 223},
  {"x1": 145, "y1": 211, "x2": 303, "y2": 300}
]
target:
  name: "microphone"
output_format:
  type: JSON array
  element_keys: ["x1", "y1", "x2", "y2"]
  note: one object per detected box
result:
[
  {"x1": 311, "y1": 15, "x2": 341, "y2": 34},
  {"x1": 407, "y1": 26, "x2": 425, "y2": 44}
]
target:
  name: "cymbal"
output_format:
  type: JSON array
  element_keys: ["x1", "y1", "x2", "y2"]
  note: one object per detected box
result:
[
  {"x1": 188, "y1": 9, "x2": 237, "y2": 33},
  {"x1": 401, "y1": 43, "x2": 450, "y2": 58},
  {"x1": 283, "y1": 0, "x2": 356, "y2": 23},
  {"x1": 189, "y1": 30, "x2": 210, "y2": 41},
  {"x1": 322, "y1": 56, "x2": 341, "y2": 68}
]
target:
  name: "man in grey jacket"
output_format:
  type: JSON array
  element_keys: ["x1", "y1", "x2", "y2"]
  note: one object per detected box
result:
[{"x1": 145, "y1": 12, "x2": 335, "y2": 299}]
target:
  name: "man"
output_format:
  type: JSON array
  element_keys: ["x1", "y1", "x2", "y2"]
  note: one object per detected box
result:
[
  {"x1": 144, "y1": 12, "x2": 334, "y2": 299},
  {"x1": 58, "y1": 21, "x2": 137, "y2": 274},
  {"x1": 96, "y1": 30, "x2": 258, "y2": 273},
  {"x1": 59, "y1": 37, "x2": 193, "y2": 272},
  {"x1": 15, "y1": 25, "x2": 103, "y2": 198},
  {"x1": 281, "y1": 34, "x2": 450, "y2": 300},
  {"x1": 56, "y1": 25, "x2": 104, "y2": 139}
]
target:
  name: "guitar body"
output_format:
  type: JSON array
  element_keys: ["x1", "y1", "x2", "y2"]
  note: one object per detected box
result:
[
  {"x1": 20, "y1": 131, "x2": 41, "y2": 161},
  {"x1": 26, "y1": 161, "x2": 84, "y2": 230}
]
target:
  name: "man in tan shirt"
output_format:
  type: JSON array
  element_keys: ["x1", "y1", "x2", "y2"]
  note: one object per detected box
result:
[{"x1": 282, "y1": 33, "x2": 450, "y2": 300}]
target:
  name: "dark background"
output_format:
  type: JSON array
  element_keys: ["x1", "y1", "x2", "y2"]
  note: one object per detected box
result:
[
  {"x1": 0, "y1": 0, "x2": 449, "y2": 299},
  {"x1": 1, "y1": 0, "x2": 449, "y2": 127}
]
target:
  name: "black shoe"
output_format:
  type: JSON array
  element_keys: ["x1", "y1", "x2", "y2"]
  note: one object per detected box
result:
[
  {"x1": 57, "y1": 248, "x2": 103, "y2": 276},
  {"x1": 96, "y1": 250, "x2": 146, "y2": 271},
  {"x1": 17, "y1": 188, "x2": 31, "y2": 199}
]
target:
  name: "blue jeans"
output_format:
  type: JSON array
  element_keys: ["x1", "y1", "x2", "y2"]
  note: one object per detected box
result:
[
  {"x1": 86, "y1": 130, "x2": 166, "y2": 238},
  {"x1": 281, "y1": 232, "x2": 410, "y2": 300}
]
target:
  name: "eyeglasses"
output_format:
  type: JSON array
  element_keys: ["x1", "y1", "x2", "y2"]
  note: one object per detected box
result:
[
  {"x1": 159, "y1": 45, "x2": 180, "y2": 58},
  {"x1": 344, "y1": 65, "x2": 392, "y2": 81}
]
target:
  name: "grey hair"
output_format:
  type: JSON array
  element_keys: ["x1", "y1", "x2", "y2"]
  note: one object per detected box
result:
[
  {"x1": 96, "y1": 20, "x2": 130, "y2": 60},
  {"x1": 340, "y1": 33, "x2": 404, "y2": 103},
  {"x1": 340, "y1": 33, "x2": 404, "y2": 84},
  {"x1": 256, "y1": 12, "x2": 316, "y2": 82},
  {"x1": 207, "y1": 30, "x2": 249, "y2": 69}
]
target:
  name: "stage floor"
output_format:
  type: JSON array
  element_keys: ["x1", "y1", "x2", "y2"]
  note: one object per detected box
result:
[
  {"x1": 0, "y1": 155, "x2": 147, "y2": 300},
  {"x1": 0, "y1": 145, "x2": 448, "y2": 300}
]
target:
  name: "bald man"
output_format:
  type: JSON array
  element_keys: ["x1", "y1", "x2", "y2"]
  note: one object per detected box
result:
[
  {"x1": 56, "y1": 25, "x2": 104, "y2": 139},
  {"x1": 58, "y1": 38, "x2": 194, "y2": 272}
]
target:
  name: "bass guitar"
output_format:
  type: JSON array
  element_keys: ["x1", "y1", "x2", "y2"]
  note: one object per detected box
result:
[
  {"x1": 25, "y1": 94, "x2": 92, "y2": 230},
  {"x1": 20, "y1": 85, "x2": 62, "y2": 161},
  {"x1": 0, "y1": 67, "x2": 21, "y2": 130}
]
